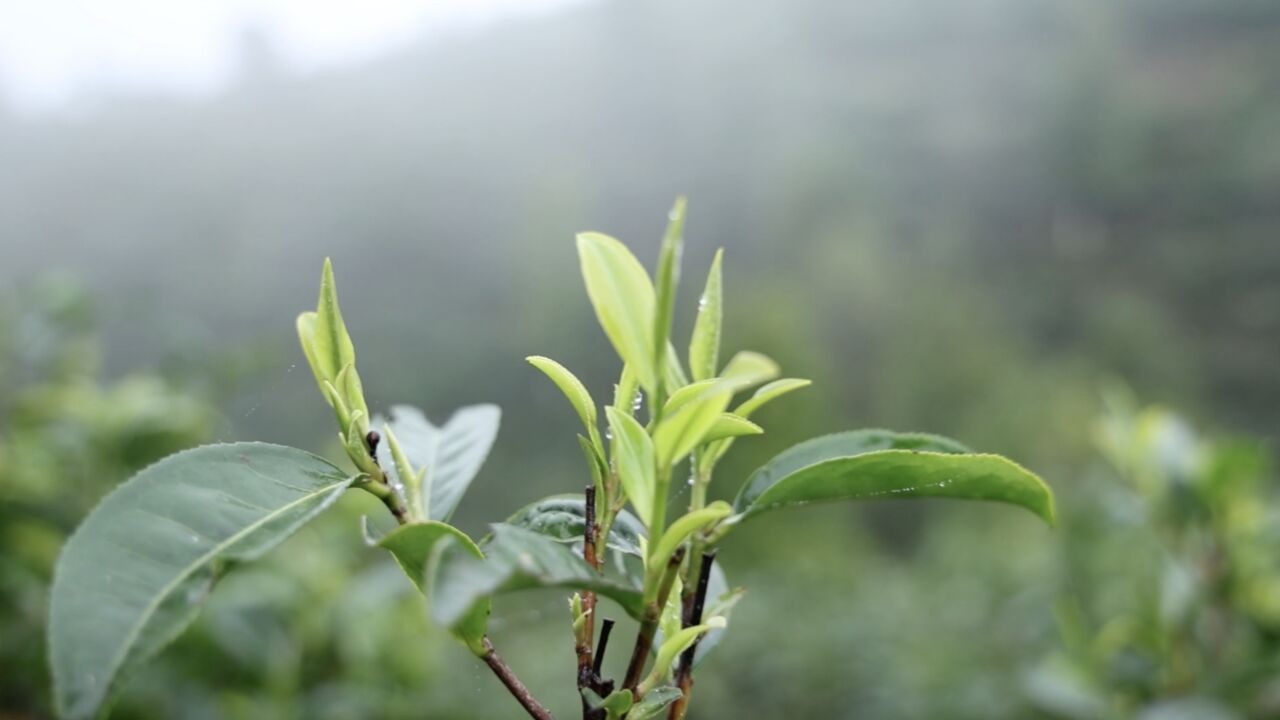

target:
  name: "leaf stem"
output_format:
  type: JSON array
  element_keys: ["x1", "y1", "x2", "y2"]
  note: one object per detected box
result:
[
  {"x1": 623, "y1": 546, "x2": 686, "y2": 693},
  {"x1": 481, "y1": 637, "x2": 556, "y2": 720}
]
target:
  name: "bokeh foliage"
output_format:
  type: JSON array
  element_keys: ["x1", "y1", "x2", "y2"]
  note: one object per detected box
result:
[{"x1": 2, "y1": 0, "x2": 1278, "y2": 717}]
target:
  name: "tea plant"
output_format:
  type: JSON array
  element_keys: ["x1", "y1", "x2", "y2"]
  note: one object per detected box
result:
[
  {"x1": 1029, "y1": 392, "x2": 1280, "y2": 719},
  {"x1": 49, "y1": 200, "x2": 1054, "y2": 719}
]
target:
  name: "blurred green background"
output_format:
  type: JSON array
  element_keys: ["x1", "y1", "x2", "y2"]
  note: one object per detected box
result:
[{"x1": 2, "y1": 0, "x2": 1279, "y2": 717}]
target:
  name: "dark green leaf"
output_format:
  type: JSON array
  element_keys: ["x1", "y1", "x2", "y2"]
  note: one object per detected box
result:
[
  {"x1": 372, "y1": 520, "x2": 489, "y2": 654},
  {"x1": 428, "y1": 524, "x2": 645, "y2": 628},
  {"x1": 732, "y1": 430, "x2": 1054, "y2": 525},
  {"x1": 49, "y1": 443, "x2": 356, "y2": 720},
  {"x1": 501, "y1": 494, "x2": 647, "y2": 558}
]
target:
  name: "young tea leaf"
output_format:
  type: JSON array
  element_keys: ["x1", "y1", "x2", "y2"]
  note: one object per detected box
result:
[
  {"x1": 654, "y1": 384, "x2": 734, "y2": 467},
  {"x1": 49, "y1": 443, "x2": 356, "y2": 720},
  {"x1": 700, "y1": 413, "x2": 764, "y2": 444},
  {"x1": 718, "y1": 350, "x2": 780, "y2": 390},
  {"x1": 688, "y1": 248, "x2": 723, "y2": 382},
  {"x1": 653, "y1": 197, "x2": 686, "y2": 386},
  {"x1": 577, "y1": 232, "x2": 659, "y2": 393},
  {"x1": 734, "y1": 378, "x2": 812, "y2": 419},
  {"x1": 606, "y1": 407, "x2": 658, "y2": 526},
  {"x1": 628, "y1": 687, "x2": 685, "y2": 720},
  {"x1": 527, "y1": 355, "x2": 601, "y2": 447},
  {"x1": 638, "y1": 617, "x2": 727, "y2": 696},
  {"x1": 649, "y1": 501, "x2": 732, "y2": 571}
]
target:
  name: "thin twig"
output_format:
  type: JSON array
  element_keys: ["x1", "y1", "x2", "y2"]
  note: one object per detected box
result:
[
  {"x1": 669, "y1": 552, "x2": 716, "y2": 720},
  {"x1": 481, "y1": 637, "x2": 555, "y2": 720},
  {"x1": 578, "y1": 485, "x2": 601, "y2": 717},
  {"x1": 593, "y1": 618, "x2": 616, "y2": 677}
]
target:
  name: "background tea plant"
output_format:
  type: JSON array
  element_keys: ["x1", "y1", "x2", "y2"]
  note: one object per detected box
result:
[
  {"x1": 46, "y1": 202, "x2": 1054, "y2": 719},
  {"x1": 1027, "y1": 391, "x2": 1280, "y2": 720}
]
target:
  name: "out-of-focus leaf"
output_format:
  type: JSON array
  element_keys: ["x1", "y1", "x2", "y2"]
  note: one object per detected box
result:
[
  {"x1": 732, "y1": 430, "x2": 1055, "y2": 525},
  {"x1": 374, "y1": 404, "x2": 499, "y2": 522},
  {"x1": 1135, "y1": 698, "x2": 1240, "y2": 720},
  {"x1": 664, "y1": 343, "x2": 690, "y2": 394},
  {"x1": 718, "y1": 351, "x2": 779, "y2": 390},
  {"x1": 428, "y1": 524, "x2": 645, "y2": 628},
  {"x1": 734, "y1": 378, "x2": 811, "y2": 419},
  {"x1": 700, "y1": 414, "x2": 763, "y2": 444},
  {"x1": 49, "y1": 443, "x2": 356, "y2": 720},
  {"x1": 577, "y1": 232, "x2": 658, "y2": 393},
  {"x1": 688, "y1": 249, "x2": 723, "y2": 383},
  {"x1": 501, "y1": 493, "x2": 647, "y2": 557},
  {"x1": 606, "y1": 407, "x2": 657, "y2": 526},
  {"x1": 613, "y1": 364, "x2": 641, "y2": 417}
]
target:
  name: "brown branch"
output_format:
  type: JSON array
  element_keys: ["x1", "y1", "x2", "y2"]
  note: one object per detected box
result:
[
  {"x1": 622, "y1": 547, "x2": 686, "y2": 693},
  {"x1": 668, "y1": 552, "x2": 716, "y2": 720},
  {"x1": 481, "y1": 637, "x2": 555, "y2": 720}
]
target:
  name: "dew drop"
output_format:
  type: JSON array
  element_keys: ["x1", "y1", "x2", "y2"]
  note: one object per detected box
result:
[
  {"x1": 632, "y1": 391, "x2": 643, "y2": 413},
  {"x1": 605, "y1": 428, "x2": 613, "y2": 441},
  {"x1": 698, "y1": 295, "x2": 708, "y2": 311}
]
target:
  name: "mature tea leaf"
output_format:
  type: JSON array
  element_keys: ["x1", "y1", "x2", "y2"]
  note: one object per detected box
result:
[
  {"x1": 372, "y1": 520, "x2": 489, "y2": 654},
  {"x1": 733, "y1": 430, "x2": 1055, "y2": 525},
  {"x1": 577, "y1": 231, "x2": 659, "y2": 393},
  {"x1": 374, "y1": 404, "x2": 499, "y2": 521},
  {"x1": 429, "y1": 524, "x2": 645, "y2": 628},
  {"x1": 501, "y1": 493, "x2": 647, "y2": 557},
  {"x1": 49, "y1": 443, "x2": 356, "y2": 720}
]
